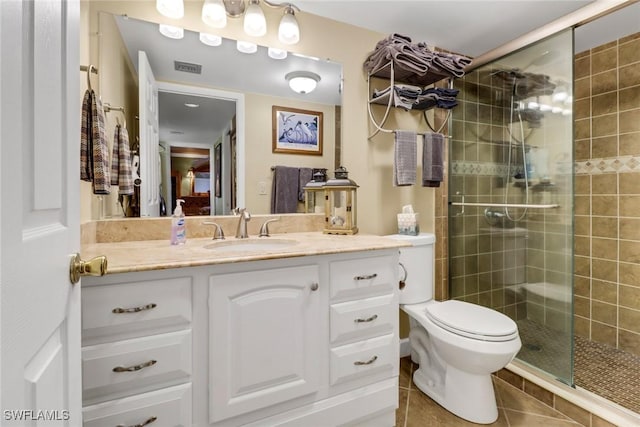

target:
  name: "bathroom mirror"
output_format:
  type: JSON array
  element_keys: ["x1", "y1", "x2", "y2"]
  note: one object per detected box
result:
[{"x1": 92, "y1": 11, "x2": 342, "y2": 217}]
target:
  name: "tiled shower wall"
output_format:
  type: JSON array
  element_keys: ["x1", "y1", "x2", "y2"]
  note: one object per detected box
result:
[{"x1": 573, "y1": 32, "x2": 640, "y2": 357}]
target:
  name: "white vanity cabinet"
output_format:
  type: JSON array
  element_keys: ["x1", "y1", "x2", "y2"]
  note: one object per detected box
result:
[{"x1": 80, "y1": 248, "x2": 399, "y2": 426}]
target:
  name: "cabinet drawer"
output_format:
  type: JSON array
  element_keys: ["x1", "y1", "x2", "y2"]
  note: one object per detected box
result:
[
  {"x1": 82, "y1": 277, "x2": 191, "y2": 345},
  {"x1": 330, "y1": 294, "x2": 396, "y2": 344},
  {"x1": 330, "y1": 334, "x2": 396, "y2": 386},
  {"x1": 82, "y1": 383, "x2": 191, "y2": 427},
  {"x1": 82, "y1": 330, "x2": 191, "y2": 405},
  {"x1": 329, "y1": 256, "x2": 396, "y2": 301}
]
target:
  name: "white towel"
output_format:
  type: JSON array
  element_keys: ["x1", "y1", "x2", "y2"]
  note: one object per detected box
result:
[{"x1": 394, "y1": 130, "x2": 417, "y2": 186}]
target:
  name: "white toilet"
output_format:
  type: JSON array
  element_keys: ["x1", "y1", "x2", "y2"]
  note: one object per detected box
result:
[{"x1": 388, "y1": 233, "x2": 522, "y2": 424}]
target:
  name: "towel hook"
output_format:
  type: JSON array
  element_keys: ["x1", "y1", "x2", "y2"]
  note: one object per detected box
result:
[{"x1": 87, "y1": 65, "x2": 96, "y2": 91}]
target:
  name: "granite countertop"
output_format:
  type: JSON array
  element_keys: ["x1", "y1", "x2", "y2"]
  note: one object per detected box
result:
[{"x1": 81, "y1": 232, "x2": 410, "y2": 274}]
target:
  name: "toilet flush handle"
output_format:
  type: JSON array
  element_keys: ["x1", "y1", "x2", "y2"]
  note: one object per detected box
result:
[{"x1": 398, "y1": 262, "x2": 407, "y2": 290}]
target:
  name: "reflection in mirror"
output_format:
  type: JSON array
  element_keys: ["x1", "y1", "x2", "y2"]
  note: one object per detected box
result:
[{"x1": 92, "y1": 11, "x2": 342, "y2": 218}]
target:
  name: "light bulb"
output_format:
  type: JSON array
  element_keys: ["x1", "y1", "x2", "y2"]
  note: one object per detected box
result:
[
  {"x1": 159, "y1": 24, "x2": 184, "y2": 39},
  {"x1": 199, "y1": 32, "x2": 222, "y2": 47},
  {"x1": 268, "y1": 47, "x2": 287, "y2": 60},
  {"x1": 244, "y1": 1, "x2": 266, "y2": 37},
  {"x1": 279, "y1": 8, "x2": 300, "y2": 45},
  {"x1": 156, "y1": 0, "x2": 184, "y2": 19},
  {"x1": 202, "y1": 0, "x2": 227, "y2": 28},
  {"x1": 237, "y1": 40, "x2": 257, "y2": 54}
]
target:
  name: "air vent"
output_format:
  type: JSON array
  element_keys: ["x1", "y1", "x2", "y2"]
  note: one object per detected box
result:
[{"x1": 174, "y1": 61, "x2": 202, "y2": 74}]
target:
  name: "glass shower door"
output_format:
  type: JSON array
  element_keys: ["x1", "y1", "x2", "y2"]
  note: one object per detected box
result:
[{"x1": 448, "y1": 29, "x2": 574, "y2": 384}]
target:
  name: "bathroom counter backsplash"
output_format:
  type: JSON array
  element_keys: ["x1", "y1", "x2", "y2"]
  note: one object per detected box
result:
[
  {"x1": 81, "y1": 232, "x2": 409, "y2": 274},
  {"x1": 81, "y1": 213, "x2": 326, "y2": 244}
]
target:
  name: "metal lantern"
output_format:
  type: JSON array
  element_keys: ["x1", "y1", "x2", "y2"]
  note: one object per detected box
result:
[
  {"x1": 323, "y1": 166, "x2": 358, "y2": 235},
  {"x1": 303, "y1": 168, "x2": 328, "y2": 214}
]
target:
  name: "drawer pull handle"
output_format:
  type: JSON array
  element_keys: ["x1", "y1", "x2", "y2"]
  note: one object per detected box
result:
[
  {"x1": 354, "y1": 355, "x2": 378, "y2": 366},
  {"x1": 116, "y1": 416, "x2": 157, "y2": 427},
  {"x1": 354, "y1": 273, "x2": 377, "y2": 281},
  {"x1": 112, "y1": 359, "x2": 157, "y2": 373},
  {"x1": 354, "y1": 314, "x2": 378, "y2": 323},
  {"x1": 112, "y1": 303, "x2": 157, "y2": 314}
]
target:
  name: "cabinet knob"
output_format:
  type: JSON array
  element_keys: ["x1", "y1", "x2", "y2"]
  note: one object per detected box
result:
[{"x1": 310, "y1": 282, "x2": 319, "y2": 291}]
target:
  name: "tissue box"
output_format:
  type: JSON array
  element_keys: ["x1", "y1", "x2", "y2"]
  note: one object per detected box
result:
[{"x1": 397, "y1": 213, "x2": 419, "y2": 235}]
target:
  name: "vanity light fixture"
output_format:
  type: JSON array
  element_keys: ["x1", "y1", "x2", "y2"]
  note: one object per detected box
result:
[
  {"x1": 244, "y1": 0, "x2": 267, "y2": 37},
  {"x1": 285, "y1": 71, "x2": 320, "y2": 94},
  {"x1": 157, "y1": 0, "x2": 184, "y2": 19},
  {"x1": 237, "y1": 40, "x2": 258, "y2": 54},
  {"x1": 199, "y1": 32, "x2": 222, "y2": 46},
  {"x1": 201, "y1": 0, "x2": 301, "y2": 45},
  {"x1": 159, "y1": 24, "x2": 184, "y2": 39},
  {"x1": 268, "y1": 47, "x2": 287, "y2": 60}
]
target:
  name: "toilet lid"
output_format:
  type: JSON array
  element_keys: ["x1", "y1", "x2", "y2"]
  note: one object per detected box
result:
[{"x1": 425, "y1": 300, "x2": 518, "y2": 342}]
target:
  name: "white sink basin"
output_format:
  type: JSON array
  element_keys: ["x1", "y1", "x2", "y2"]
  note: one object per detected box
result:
[{"x1": 203, "y1": 238, "x2": 298, "y2": 253}]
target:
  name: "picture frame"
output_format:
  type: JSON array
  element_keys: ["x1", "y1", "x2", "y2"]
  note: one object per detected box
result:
[
  {"x1": 214, "y1": 143, "x2": 221, "y2": 197},
  {"x1": 272, "y1": 106, "x2": 323, "y2": 155}
]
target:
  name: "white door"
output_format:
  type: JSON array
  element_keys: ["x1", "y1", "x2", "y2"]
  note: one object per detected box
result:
[
  {"x1": 138, "y1": 51, "x2": 160, "y2": 217},
  {"x1": 209, "y1": 265, "x2": 321, "y2": 423},
  {"x1": 1, "y1": 0, "x2": 82, "y2": 425}
]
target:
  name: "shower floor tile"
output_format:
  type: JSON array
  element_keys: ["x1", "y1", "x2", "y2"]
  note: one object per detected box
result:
[{"x1": 575, "y1": 335, "x2": 640, "y2": 414}]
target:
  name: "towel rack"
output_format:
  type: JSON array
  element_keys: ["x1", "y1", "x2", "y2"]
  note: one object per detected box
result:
[
  {"x1": 104, "y1": 103, "x2": 126, "y2": 128},
  {"x1": 80, "y1": 65, "x2": 98, "y2": 90},
  {"x1": 449, "y1": 201, "x2": 559, "y2": 209},
  {"x1": 367, "y1": 60, "x2": 455, "y2": 139}
]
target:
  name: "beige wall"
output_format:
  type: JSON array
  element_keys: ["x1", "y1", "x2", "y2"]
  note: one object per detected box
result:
[
  {"x1": 244, "y1": 93, "x2": 335, "y2": 213},
  {"x1": 82, "y1": 0, "x2": 439, "y2": 237}
]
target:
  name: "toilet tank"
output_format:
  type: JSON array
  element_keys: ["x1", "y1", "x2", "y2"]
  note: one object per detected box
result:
[{"x1": 386, "y1": 233, "x2": 436, "y2": 304}]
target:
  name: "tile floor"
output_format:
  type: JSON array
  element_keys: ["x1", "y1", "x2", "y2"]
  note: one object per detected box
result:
[{"x1": 397, "y1": 357, "x2": 584, "y2": 426}]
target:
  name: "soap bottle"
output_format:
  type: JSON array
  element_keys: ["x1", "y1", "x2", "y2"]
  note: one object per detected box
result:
[{"x1": 171, "y1": 199, "x2": 186, "y2": 245}]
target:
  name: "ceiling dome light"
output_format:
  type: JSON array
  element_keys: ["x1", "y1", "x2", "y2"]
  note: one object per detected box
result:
[
  {"x1": 237, "y1": 40, "x2": 258, "y2": 54},
  {"x1": 156, "y1": 0, "x2": 184, "y2": 19},
  {"x1": 244, "y1": 0, "x2": 267, "y2": 37},
  {"x1": 202, "y1": 0, "x2": 227, "y2": 28},
  {"x1": 279, "y1": 6, "x2": 300, "y2": 45},
  {"x1": 199, "y1": 32, "x2": 222, "y2": 46},
  {"x1": 159, "y1": 24, "x2": 184, "y2": 39},
  {"x1": 268, "y1": 47, "x2": 287, "y2": 60},
  {"x1": 286, "y1": 71, "x2": 320, "y2": 94}
]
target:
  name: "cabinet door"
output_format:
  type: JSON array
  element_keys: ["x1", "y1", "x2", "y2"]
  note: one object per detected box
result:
[{"x1": 209, "y1": 265, "x2": 321, "y2": 423}]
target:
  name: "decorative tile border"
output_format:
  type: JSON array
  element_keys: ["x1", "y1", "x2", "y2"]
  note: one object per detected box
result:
[
  {"x1": 451, "y1": 160, "x2": 517, "y2": 176},
  {"x1": 575, "y1": 156, "x2": 640, "y2": 175}
]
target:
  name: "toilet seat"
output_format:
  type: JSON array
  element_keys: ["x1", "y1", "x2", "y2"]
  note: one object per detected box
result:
[{"x1": 425, "y1": 300, "x2": 518, "y2": 342}]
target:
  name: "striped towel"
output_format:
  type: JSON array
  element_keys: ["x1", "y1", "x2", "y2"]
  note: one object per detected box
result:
[
  {"x1": 110, "y1": 124, "x2": 134, "y2": 195},
  {"x1": 394, "y1": 130, "x2": 417, "y2": 186},
  {"x1": 80, "y1": 89, "x2": 110, "y2": 194}
]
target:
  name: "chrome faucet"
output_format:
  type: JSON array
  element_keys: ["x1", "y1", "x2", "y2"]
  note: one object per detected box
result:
[
  {"x1": 202, "y1": 221, "x2": 225, "y2": 240},
  {"x1": 233, "y1": 208, "x2": 251, "y2": 238}
]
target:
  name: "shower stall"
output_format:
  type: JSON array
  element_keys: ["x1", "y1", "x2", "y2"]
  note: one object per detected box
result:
[{"x1": 449, "y1": 17, "x2": 640, "y2": 417}]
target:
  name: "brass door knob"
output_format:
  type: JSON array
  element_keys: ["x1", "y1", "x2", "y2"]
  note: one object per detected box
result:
[{"x1": 69, "y1": 253, "x2": 107, "y2": 284}]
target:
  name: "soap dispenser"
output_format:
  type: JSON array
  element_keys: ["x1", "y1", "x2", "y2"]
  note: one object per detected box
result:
[{"x1": 171, "y1": 199, "x2": 186, "y2": 245}]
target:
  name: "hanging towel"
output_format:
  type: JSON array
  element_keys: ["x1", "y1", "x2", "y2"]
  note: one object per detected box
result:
[
  {"x1": 110, "y1": 124, "x2": 134, "y2": 195},
  {"x1": 80, "y1": 89, "x2": 110, "y2": 194},
  {"x1": 271, "y1": 166, "x2": 300, "y2": 214},
  {"x1": 422, "y1": 133, "x2": 444, "y2": 187},
  {"x1": 394, "y1": 130, "x2": 417, "y2": 186},
  {"x1": 298, "y1": 167, "x2": 313, "y2": 201}
]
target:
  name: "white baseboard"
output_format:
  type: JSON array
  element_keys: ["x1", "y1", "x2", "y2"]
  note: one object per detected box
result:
[{"x1": 399, "y1": 338, "x2": 411, "y2": 358}]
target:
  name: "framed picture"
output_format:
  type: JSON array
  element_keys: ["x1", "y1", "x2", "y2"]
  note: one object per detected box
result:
[
  {"x1": 272, "y1": 106, "x2": 323, "y2": 155},
  {"x1": 214, "y1": 143, "x2": 221, "y2": 197}
]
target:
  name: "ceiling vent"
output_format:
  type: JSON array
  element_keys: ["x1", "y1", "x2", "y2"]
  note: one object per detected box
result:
[{"x1": 174, "y1": 61, "x2": 202, "y2": 74}]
